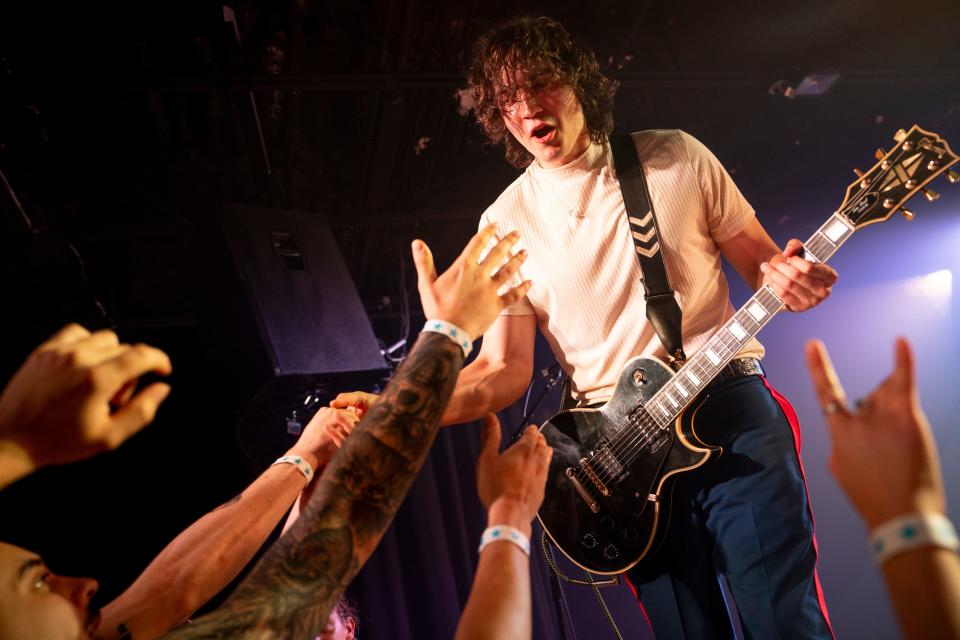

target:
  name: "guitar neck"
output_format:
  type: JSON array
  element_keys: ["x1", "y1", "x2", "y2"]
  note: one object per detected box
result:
[{"x1": 643, "y1": 212, "x2": 856, "y2": 429}]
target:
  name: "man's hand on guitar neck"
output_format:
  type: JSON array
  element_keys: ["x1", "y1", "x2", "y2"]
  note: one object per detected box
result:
[{"x1": 761, "y1": 239, "x2": 838, "y2": 312}]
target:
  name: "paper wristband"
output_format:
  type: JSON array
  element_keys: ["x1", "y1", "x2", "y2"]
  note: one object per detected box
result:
[
  {"x1": 422, "y1": 319, "x2": 473, "y2": 359},
  {"x1": 478, "y1": 524, "x2": 531, "y2": 557},
  {"x1": 870, "y1": 512, "x2": 960, "y2": 565}
]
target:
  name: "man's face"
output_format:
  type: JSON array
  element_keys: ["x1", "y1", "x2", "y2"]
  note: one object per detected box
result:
[
  {"x1": 500, "y1": 83, "x2": 589, "y2": 169},
  {"x1": 316, "y1": 608, "x2": 356, "y2": 640},
  {"x1": 0, "y1": 542, "x2": 100, "y2": 640}
]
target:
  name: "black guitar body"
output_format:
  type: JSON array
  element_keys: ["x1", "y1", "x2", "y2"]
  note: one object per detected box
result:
[{"x1": 537, "y1": 355, "x2": 720, "y2": 576}]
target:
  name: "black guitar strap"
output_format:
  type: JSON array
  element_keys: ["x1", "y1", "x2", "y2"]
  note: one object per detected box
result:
[{"x1": 610, "y1": 133, "x2": 687, "y2": 368}]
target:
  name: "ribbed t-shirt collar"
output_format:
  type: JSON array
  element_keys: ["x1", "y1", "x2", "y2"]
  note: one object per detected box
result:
[{"x1": 526, "y1": 142, "x2": 608, "y2": 217}]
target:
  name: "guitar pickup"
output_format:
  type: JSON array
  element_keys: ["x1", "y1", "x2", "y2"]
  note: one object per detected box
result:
[{"x1": 648, "y1": 432, "x2": 669, "y2": 453}]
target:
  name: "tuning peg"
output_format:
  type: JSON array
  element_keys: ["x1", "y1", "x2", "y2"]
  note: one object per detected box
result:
[
  {"x1": 875, "y1": 148, "x2": 887, "y2": 160},
  {"x1": 853, "y1": 168, "x2": 864, "y2": 177},
  {"x1": 947, "y1": 170, "x2": 960, "y2": 184},
  {"x1": 894, "y1": 129, "x2": 907, "y2": 142},
  {"x1": 922, "y1": 188, "x2": 940, "y2": 202},
  {"x1": 899, "y1": 208, "x2": 915, "y2": 221}
]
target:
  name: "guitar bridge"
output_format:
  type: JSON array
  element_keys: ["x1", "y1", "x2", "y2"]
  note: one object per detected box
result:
[{"x1": 579, "y1": 457, "x2": 612, "y2": 497}]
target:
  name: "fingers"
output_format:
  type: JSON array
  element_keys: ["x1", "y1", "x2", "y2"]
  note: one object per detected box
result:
[
  {"x1": 491, "y1": 246, "x2": 527, "y2": 285},
  {"x1": 411, "y1": 239, "x2": 438, "y2": 293},
  {"x1": 892, "y1": 336, "x2": 916, "y2": 394},
  {"x1": 96, "y1": 345, "x2": 173, "y2": 394},
  {"x1": 480, "y1": 231, "x2": 521, "y2": 277},
  {"x1": 330, "y1": 392, "x2": 377, "y2": 416},
  {"x1": 80, "y1": 329, "x2": 122, "y2": 354},
  {"x1": 41, "y1": 323, "x2": 92, "y2": 350},
  {"x1": 804, "y1": 339, "x2": 849, "y2": 416},
  {"x1": 499, "y1": 279, "x2": 533, "y2": 308},
  {"x1": 106, "y1": 382, "x2": 172, "y2": 446},
  {"x1": 460, "y1": 223, "x2": 500, "y2": 266},
  {"x1": 480, "y1": 413, "x2": 502, "y2": 456}
]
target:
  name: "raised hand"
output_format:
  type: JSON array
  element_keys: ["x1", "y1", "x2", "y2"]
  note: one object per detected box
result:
[
  {"x1": 761, "y1": 239, "x2": 838, "y2": 312},
  {"x1": 413, "y1": 224, "x2": 531, "y2": 340},
  {"x1": 287, "y1": 407, "x2": 359, "y2": 471},
  {"x1": 804, "y1": 337, "x2": 944, "y2": 528},
  {"x1": 0, "y1": 324, "x2": 172, "y2": 474},
  {"x1": 476, "y1": 415, "x2": 552, "y2": 535}
]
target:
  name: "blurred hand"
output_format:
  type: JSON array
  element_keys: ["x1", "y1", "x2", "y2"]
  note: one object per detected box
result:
[
  {"x1": 476, "y1": 415, "x2": 552, "y2": 536},
  {"x1": 0, "y1": 324, "x2": 172, "y2": 469},
  {"x1": 413, "y1": 224, "x2": 531, "y2": 340},
  {"x1": 804, "y1": 337, "x2": 944, "y2": 529},
  {"x1": 287, "y1": 407, "x2": 359, "y2": 472},
  {"x1": 329, "y1": 391, "x2": 379, "y2": 420},
  {"x1": 761, "y1": 239, "x2": 837, "y2": 312}
]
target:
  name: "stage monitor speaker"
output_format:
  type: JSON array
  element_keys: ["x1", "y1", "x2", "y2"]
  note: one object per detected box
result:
[{"x1": 211, "y1": 204, "x2": 389, "y2": 417}]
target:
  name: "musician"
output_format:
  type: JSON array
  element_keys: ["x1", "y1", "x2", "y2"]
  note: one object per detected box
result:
[{"x1": 450, "y1": 15, "x2": 837, "y2": 638}]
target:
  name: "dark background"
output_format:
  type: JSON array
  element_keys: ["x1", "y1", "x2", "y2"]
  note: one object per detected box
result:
[{"x1": 1, "y1": 1, "x2": 959, "y2": 638}]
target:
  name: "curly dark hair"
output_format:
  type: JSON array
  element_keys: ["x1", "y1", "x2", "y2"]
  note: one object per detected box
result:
[{"x1": 467, "y1": 16, "x2": 618, "y2": 169}]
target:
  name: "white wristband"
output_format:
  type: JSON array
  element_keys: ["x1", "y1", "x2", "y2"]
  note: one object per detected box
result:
[
  {"x1": 869, "y1": 512, "x2": 960, "y2": 565},
  {"x1": 421, "y1": 319, "x2": 473, "y2": 358},
  {"x1": 272, "y1": 455, "x2": 314, "y2": 483},
  {"x1": 478, "y1": 525, "x2": 530, "y2": 557}
]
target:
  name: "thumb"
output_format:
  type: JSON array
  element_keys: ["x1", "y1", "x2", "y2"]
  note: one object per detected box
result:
[
  {"x1": 411, "y1": 239, "x2": 437, "y2": 292},
  {"x1": 782, "y1": 238, "x2": 805, "y2": 259},
  {"x1": 480, "y1": 413, "x2": 502, "y2": 456}
]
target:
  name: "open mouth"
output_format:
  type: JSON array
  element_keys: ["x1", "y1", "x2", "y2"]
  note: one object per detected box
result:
[{"x1": 531, "y1": 124, "x2": 556, "y2": 143}]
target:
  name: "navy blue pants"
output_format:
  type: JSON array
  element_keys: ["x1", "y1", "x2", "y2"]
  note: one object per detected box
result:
[{"x1": 626, "y1": 375, "x2": 833, "y2": 639}]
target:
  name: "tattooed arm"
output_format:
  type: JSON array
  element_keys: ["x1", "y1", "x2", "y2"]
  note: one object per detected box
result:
[
  {"x1": 162, "y1": 224, "x2": 530, "y2": 639},
  {"x1": 98, "y1": 409, "x2": 356, "y2": 640}
]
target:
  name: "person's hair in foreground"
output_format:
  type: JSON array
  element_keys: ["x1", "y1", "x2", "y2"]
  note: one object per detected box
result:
[{"x1": 467, "y1": 15, "x2": 617, "y2": 168}]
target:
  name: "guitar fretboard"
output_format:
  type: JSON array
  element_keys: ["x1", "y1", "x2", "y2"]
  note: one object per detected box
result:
[{"x1": 612, "y1": 212, "x2": 857, "y2": 459}]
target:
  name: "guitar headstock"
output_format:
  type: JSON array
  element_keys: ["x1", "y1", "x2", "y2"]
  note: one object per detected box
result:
[{"x1": 839, "y1": 125, "x2": 959, "y2": 229}]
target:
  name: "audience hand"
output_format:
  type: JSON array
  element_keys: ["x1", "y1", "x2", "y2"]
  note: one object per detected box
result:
[
  {"x1": 329, "y1": 391, "x2": 379, "y2": 419},
  {"x1": 804, "y1": 337, "x2": 944, "y2": 528},
  {"x1": 412, "y1": 224, "x2": 531, "y2": 340},
  {"x1": 761, "y1": 239, "x2": 838, "y2": 312},
  {"x1": 0, "y1": 324, "x2": 172, "y2": 470},
  {"x1": 476, "y1": 416, "x2": 552, "y2": 536},
  {"x1": 287, "y1": 407, "x2": 358, "y2": 471}
]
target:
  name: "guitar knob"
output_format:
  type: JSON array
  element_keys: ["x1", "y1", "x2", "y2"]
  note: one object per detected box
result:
[
  {"x1": 632, "y1": 368, "x2": 646, "y2": 385},
  {"x1": 581, "y1": 533, "x2": 598, "y2": 549},
  {"x1": 852, "y1": 168, "x2": 864, "y2": 177},
  {"x1": 600, "y1": 515, "x2": 616, "y2": 530},
  {"x1": 899, "y1": 208, "x2": 915, "y2": 221},
  {"x1": 603, "y1": 544, "x2": 620, "y2": 560},
  {"x1": 922, "y1": 188, "x2": 940, "y2": 202},
  {"x1": 894, "y1": 128, "x2": 907, "y2": 142},
  {"x1": 947, "y1": 170, "x2": 960, "y2": 184},
  {"x1": 623, "y1": 526, "x2": 639, "y2": 542},
  {"x1": 875, "y1": 148, "x2": 886, "y2": 161}
]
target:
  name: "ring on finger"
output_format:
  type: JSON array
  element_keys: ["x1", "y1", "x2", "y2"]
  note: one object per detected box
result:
[{"x1": 822, "y1": 401, "x2": 842, "y2": 415}]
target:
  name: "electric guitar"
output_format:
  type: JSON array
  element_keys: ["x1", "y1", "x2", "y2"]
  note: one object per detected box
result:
[{"x1": 536, "y1": 125, "x2": 959, "y2": 576}]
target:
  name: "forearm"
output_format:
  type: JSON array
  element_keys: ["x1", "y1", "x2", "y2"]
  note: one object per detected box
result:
[
  {"x1": 163, "y1": 332, "x2": 463, "y2": 639},
  {"x1": 441, "y1": 358, "x2": 527, "y2": 426},
  {"x1": 882, "y1": 548, "x2": 960, "y2": 639},
  {"x1": 103, "y1": 464, "x2": 308, "y2": 639},
  {"x1": 456, "y1": 499, "x2": 534, "y2": 640}
]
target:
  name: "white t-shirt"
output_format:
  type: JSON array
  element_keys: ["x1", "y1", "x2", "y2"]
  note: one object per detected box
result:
[{"x1": 479, "y1": 129, "x2": 764, "y2": 403}]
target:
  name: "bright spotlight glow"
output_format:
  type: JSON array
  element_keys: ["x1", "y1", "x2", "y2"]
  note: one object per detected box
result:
[{"x1": 904, "y1": 269, "x2": 952, "y2": 312}]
